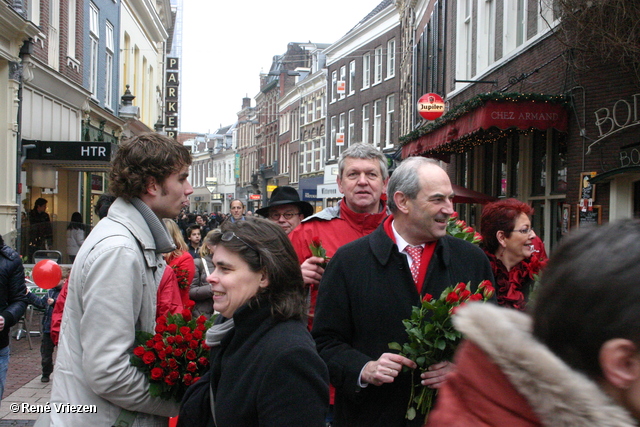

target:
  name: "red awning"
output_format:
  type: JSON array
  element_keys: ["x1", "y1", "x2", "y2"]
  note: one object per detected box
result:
[
  {"x1": 402, "y1": 99, "x2": 568, "y2": 158},
  {"x1": 452, "y1": 184, "x2": 498, "y2": 204}
]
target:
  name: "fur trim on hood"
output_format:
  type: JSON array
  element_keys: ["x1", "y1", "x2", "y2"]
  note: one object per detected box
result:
[{"x1": 454, "y1": 304, "x2": 637, "y2": 427}]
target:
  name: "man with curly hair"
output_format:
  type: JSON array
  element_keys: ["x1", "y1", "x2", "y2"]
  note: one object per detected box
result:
[{"x1": 47, "y1": 133, "x2": 193, "y2": 426}]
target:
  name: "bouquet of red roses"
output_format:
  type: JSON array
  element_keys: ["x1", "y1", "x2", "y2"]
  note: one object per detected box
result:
[
  {"x1": 446, "y1": 212, "x2": 482, "y2": 245},
  {"x1": 389, "y1": 280, "x2": 494, "y2": 423},
  {"x1": 131, "y1": 309, "x2": 216, "y2": 402}
]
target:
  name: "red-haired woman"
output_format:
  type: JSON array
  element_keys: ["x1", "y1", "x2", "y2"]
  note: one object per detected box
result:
[{"x1": 480, "y1": 199, "x2": 547, "y2": 310}]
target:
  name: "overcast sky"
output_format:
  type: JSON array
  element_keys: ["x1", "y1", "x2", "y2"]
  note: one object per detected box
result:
[{"x1": 180, "y1": 0, "x2": 383, "y2": 133}]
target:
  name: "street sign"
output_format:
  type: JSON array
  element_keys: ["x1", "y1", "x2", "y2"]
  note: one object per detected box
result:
[{"x1": 206, "y1": 177, "x2": 217, "y2": 193}]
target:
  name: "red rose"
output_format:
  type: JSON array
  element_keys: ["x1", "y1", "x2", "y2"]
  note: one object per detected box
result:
[
  {"x1": 189, "y1": 340, "x2": 199, "y2": 349},
  {"x1": 185, "y1": 300, "x2": 196, "y2": 309},
  {"x1": 445, "y1": 292, "x2": 460, "y2": 304},
  {"x1": 422, "y1": 293, "x2": 433, "y2": 302},
  {"x1": 201, "y1": 342, "x2": 210, "y2": 350},
  {"x1": 146, "y1": 339, "x2": 154, "y2": 347},
  {"x1": 450, "y1": 211, "x2": 459, "y2": 219},
  {"x1": 165, "y1": 345, "x2": 173, "y2": 354},
  {"x1": 173, "y1": 348, "x2": 184, "y2": 357},
  {"x1": 160, "y1": 361, "x2": 168, "y2": 368},
  {"x1": 157, "y1": 351, "x2": 167, "y2": 360},
  {"x1": 192, "y1": 330, "x2": 203, "y2": 340},
  {"x1": 168, "y1": 358, "x2": 178, "y2": 369},
  {"x1": 154, "y1": 341, "x2": 165, "y2": 352},
  {"x1": 198, "y1": 357, "x2": 209, "y2": 366},
  {"x1": 482, "y1": 285, "x2": 495, "y2": 299},
  {"x1": 187, "y1": 361, "x2": 197, "y2": 372},
  {"x1": 182, "y1": 309, "x2": 192, "y2": 321},
  {"x1": 196, "y1": 324, "x2": 206, "y2": 332},
  {"x1": 311, "y1": 236, "x2": 322, "y2": 247},
  {"x1": 192, "y1": 376, "x2": 201, "y2": 383},
  {"x1": 473, "y1": 233, "x2": 483, "y2": 242},
  {"x1": 157, "y1": 316, "x2": 167, "y2": 325},
  {"x1": 196, "y1": 315, "x2": 207, "y2": 324},
  {"x1": 164, "y1": 376, "x2": 176, "y2": 386},
  {"x1": 454, "y1": 283, "x2": 467, "y2": 294},
  {"x1": 150, "y1": 367, "x2": 164, "y2": 380},
  {"x1": 167, "y1": 324, "x2": 178, "y2": 334},
  {"x1": 169, "y1": 370, "x2": 180, "y2": 381},
  {"x1": 155, "y1": 323, "x2": 166, "y2": 334},
  {"x1": 153, "y1": 333, "x2": 163, "y2": 342},
  {"x1": 459, "y1": 289, "x2": 471, "y2": 301},
  {"x1": 167, "y1": 336, "x2": 175, "y2": 344},
  {"x1": 133, "y1": 346, "x2": 145, "y2": 357},
  {"x1": 186, "y1": 350, "x2": 197, "y2": 360},
  {"x1": 469, "y1": 293, "x2": 484, "y2": 302},
  {"x1": 183, "y1": 333, "x2": 193, "y2": 341},
  {"x1": 180, "y1": 326, "x2": 191, "y2": 335},
  {"x1": 142, "y1": 351, "x2": 156, "y2": 365},
  {"x1": 462, "y1": 226, "x2": 474, "y2": 233},
  {"x1": 478, "y1": 280, "x2": 492, "y2": 291},
  {"x1": 174, "y1": 335, "x2": 184, "y2": 345},
  {"x1": 183, "y1": 373, "x2": 194, "y2": 386}
]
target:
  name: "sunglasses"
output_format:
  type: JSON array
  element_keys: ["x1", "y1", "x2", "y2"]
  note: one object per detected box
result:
[{"x1": 221, "y1": 231, "x2": 258, "y2": 253}]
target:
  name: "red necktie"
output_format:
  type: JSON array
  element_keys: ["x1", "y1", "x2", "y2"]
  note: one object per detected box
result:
[{"x1": 406, "y1": 245, "x2": 424, "y2": 286}]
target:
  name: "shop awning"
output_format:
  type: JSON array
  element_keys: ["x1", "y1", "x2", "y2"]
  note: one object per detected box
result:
[
  {"x1": 589, "y1": 166, "x2": 640, "y2": 184},
  {"x1": 401, "y1": 97, "x2": 569, "y2": 158},
  {"x1": 452, "y1": 184, "x2": 498, "y2": 204}
]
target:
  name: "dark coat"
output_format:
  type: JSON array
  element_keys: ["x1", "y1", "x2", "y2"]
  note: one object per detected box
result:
[
  {"x1": 312, "y1": 223, "x2": 495, "y2": 427},
  {"x1": 179, "y1": 303, "x2": 329, "y2": 427},
  {"x1": 26, "y1": 286, "x2": 61, "y2": 333},
  {"x1": 0, "y1": 244, "x2": 28, "y2": 349}
]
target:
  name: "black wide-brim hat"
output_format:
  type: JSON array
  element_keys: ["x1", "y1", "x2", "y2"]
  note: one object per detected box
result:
[{"x1": 255, "y1": 186, "x2": 314, "y2": 218}]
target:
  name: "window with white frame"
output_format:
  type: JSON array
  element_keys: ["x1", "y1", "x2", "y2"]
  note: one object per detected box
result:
[
  {"x1": 67, "y1": 0, "x2": 76, "y2": 59},
  {"x1": 374, "y1": 46, "x2": 383, "y2": 84},
  {"x1": 362, "y1": 104, "x2": 370, "y2": 144},
  {"x1": 362, "y1": 53, "x2": 371, "y2": 89},
  {"x1": 316, "y1": 97, "x2": 323, "y2": 119},
  {"x1": 301, "y1": 103, "x2": 306, "y2": 126},
  {"x1": 308, "y1": 100, "x2": 314, "y2": 122},
  {"x1": 385, "y1": 95, "x2": 395, "y2": 148},
  {"x1": 477, "y1": 0, "x2": 496, "y2": 70},
  {"x1": 456, "y1": 0, "x2": 473, "y2": 81},
  {"x1": 339, "y1": 113, "x2": 345, "y2": 144},
  {"x1": 314, "y1": 138, "x2": 322, "y2": 171},
  {"x1": 386, "y1": 39, "x2": 395, "y2": 78},
  {"x1": 331, "y1": 71, "x2": 337, "y2": 102},
  {"x1": 29, "y1": 0, "x2": 40, "y2": 25},
  {"x1": 504, "y1": 0, "x2": 528, "y2": 54},
  {"x1": 330, "y1": 116, "x2": 337, "y2": 159},
  {"x1": 105, "y1": 21, "x2": 114, "y2": 109},
  {"x1": 48, "y1": 0, "x2": 60, "y2": 70},
  {"x1": 339, "y1": 66, "x2": 346, "y2": 100},
  {"x1": 349, "y1": 60, "x2": 356, "y2": 95},
  {"x1": 89, "y1": 3, "x2": 99, "y2": 96},
  {"x1": 373, "y1": 100, "x2": 382, "y2": 148},
  {"x1": 348, "y1": 109, "x2": 355, "y2": 144}
]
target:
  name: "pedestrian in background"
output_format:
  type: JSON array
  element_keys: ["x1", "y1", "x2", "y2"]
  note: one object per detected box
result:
[{"x1": 66, "y1": 212, "x2": 86, "y2": 263}]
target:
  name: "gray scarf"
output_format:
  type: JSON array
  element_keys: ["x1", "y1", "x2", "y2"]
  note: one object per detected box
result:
[
  {"x1": 130, "y1": 197, "x2": 175, "y2": 254},
  {"x1": 205, "y1": 319, "x2": 235, "y2": 347}
]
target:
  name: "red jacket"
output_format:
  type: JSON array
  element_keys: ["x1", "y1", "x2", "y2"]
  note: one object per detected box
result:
[
  {"x1": 50, "y1": 279, "x2": 68, "y2": 346},
  {"x1": 289, "y1": 198, "x2": 388, "y2": 330},
  {"x1": 166, "y1": 251, "x2": 195, "y2": 309},
  {"x1": 156, "y1": 266, "x2": 183, "y2": 319}
]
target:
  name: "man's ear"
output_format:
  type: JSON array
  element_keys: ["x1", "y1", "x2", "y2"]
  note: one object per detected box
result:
[
  {"x1": 145, "y1": 176, "x2": 159, "y2": 196},
  {"x1": 393, "y1": 191, "x2": 410, "y2": 214},
  {"x1": 600, "y1": 338, "x2": 640, "y2": 390}
]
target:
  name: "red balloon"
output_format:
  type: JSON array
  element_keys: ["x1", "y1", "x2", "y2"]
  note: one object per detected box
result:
[{"x1": 32, "y1": 259, "x2": 62, "y2": 289}]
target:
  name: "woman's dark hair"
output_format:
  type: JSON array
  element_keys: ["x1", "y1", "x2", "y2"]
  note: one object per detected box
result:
[
  {"x1": 109, "y1": 132, "x2": 192, "y2": 200},
  {"x1": 212, "y1": 217, "x2": 306, "y2": 321},
  {"x1": 480, "y1": 198, "x2": 534, "y2": 253},
  {"x1": 67, "y1": 212, "x2": 84, "y2": 230},
  {"x1": 33, "y1": 198, "x2": 47, "y2": 209},
  {"x1": 532, "y1": 219, "x2": 640, "y2": 380},
  {"x1": 94, "y1": 194, "x2": 116, "y2": 219}
]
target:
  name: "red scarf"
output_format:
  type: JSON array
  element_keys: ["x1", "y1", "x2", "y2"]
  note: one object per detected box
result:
[
  {"x1": 383, "y1": 215, "x2": 436, "y2": 293},
  {"x1": 484, "y1": 250, "x2": 547, "y2": 310}
]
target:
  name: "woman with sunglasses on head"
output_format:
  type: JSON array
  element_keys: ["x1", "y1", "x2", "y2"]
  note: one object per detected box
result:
[
  {"x1": 480, "y1": 199, "x2": 547, "y2": 311},
  {"x1": 178, "y1": 217, "x2": 329, "y2": 427}
]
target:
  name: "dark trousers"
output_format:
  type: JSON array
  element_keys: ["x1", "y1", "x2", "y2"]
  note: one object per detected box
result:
[{"x1": 40, "y1": 332, "x2": 55, "y2": 377}]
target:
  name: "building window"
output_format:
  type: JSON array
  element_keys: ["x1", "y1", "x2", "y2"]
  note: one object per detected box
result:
[
  {"x1": 105, "y1": 22, "x2": 114, "y2": 109},
  {"x1": 301, "y1": 103, "x2": 306, "y2": 126},
  {"x1": 48, "y1": 0, "x2": 60, "y2": 70},
  {"x1": 349, "y1": 60, "x2": 356, "y2": 95},
  {"x1": 67, "y1": 0, "x2": 76, "y2": 59},
  {"x1": 386, "y1": 39, "x2": 395, "y2": 78},
  {"x1": 373, "y1": 99, "x2": 382, "y2": 148},
  {"x1": 339, "y1": 65, "x2": 346, "y2": 100},
  {"x1": 331, "y1": 71, "x2": 337, "y2": 103},
  {"x1": 385, "y1": 95, "x2": 395, "y2": 148},
  {"x1": 330, "y1": 116, "x2": 337, "y2": 160},
  {"x1": 348, "y1": 109, "x2": 355, "y2": 144},
  {"x1": 308, "y1": 100, "x2": 314, "y2": 123},
  {"x1": 362, "y1": 104, "x2": 370, "y2": 144},
  {"x1": 29, "y1": 0, "x2": 40, "y2": 25},
  {"x1": 89, "y1": 3, "x2": 99, "y2": 97},
  {"x1": 362, "y1": 53, "x2": 370, "y2": 89},
  {"x1": 477, "y1": 0, "x2": 496, "y2": 70},
  {"x1": 316, "y1": 97, "x2": 323, "y2": 119},
  {"x1": 456, "y1": 0, "x2": 473, "y2": 81},
  {"x1": 374, "y1": 46, "x2": 383, "y2": 84}
]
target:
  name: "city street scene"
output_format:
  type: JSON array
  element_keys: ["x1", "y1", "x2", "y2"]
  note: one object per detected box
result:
[{"x1": 1, "y1": 0, "x2": 640, "y2": 425}]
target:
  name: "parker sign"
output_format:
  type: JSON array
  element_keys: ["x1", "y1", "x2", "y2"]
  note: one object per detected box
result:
[{"x1": 418, "y1": 93, "x2": 445, "y2": 121}]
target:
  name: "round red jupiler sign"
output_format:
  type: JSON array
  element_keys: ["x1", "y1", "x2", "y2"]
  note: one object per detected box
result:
[{"x1": 417, "y1": 93, "x2": 445, "y2": 120}]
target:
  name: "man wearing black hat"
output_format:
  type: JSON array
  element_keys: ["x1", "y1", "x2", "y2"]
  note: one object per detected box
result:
[{"x1": 256, "y1": 186, "x2": 314, "y2": 235}]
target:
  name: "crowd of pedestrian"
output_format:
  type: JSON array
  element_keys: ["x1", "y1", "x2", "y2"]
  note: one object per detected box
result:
[{"x1": 0, "y1": 132, "x2": 638, "y2": 427}]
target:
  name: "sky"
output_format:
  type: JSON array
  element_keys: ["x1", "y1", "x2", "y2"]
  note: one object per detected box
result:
[{"x1": 179, "y1": 0, "x2": 384, "y2": 133}]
